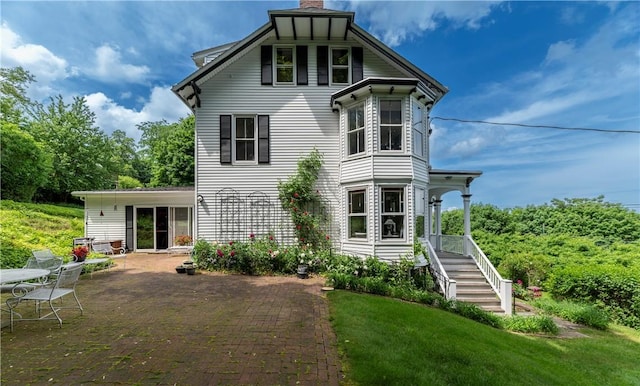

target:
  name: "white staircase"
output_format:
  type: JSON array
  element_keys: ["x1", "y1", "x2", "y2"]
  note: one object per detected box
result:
[{"x1": 438, "y1": 252, "x2": 504, "y2": 313}]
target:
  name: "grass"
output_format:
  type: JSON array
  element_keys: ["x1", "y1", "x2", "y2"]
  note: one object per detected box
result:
[
  {"x1": 0, "y1": 200, "x2": 84, "y2": 268},
  {"x1": 328, "y1": 290, "x2": 640, "y2": 386}
]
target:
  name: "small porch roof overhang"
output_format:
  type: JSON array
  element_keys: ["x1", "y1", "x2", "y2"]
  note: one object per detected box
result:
[
  {"x1": 330, "y1": 77, "x2": 436, "y2": 109},
  {"x1": 429, "y1": 169, "x2": 482, "y2": 199}
]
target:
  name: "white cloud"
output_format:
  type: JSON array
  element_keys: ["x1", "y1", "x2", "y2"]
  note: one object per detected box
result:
[
  {"x1": 0, "y1": 21, "x2": 71, "y2": 99},
  {"x1": 331, "y1": 0, "x2": 501, "y2": 46},
  {"x1": 86, "y1": 44, "x2": 150, "y2": 84},
  {"x1": 84, "y1": 87, "x2": 190, "y2": 140}
]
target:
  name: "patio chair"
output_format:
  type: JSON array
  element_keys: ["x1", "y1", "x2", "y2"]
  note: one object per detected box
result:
[
  {"x1": 92, "y1": 242, "x2": 127, "y2": 269},
  {"x1": 6, "y1": 263, "x2": 84, "y2": 332},
  {"x1": 0, "y1": 251, "x2": 63, "y2": 296}
]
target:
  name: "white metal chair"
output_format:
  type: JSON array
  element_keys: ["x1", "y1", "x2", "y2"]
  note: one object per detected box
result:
[
  {"x1": 92, "y1": 242, "x2": 127, "y2": 269},
  {"x1": 1, "y1": 251, "x2": 63, "y2": 296},
  {"x1": 6, "y1": 263, "x2": 84, "y2": 331}
]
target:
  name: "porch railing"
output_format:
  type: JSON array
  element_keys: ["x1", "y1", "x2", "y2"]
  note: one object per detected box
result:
[
  {"x1": 421, "y1": 239, "x2": 456, "y2": 300},
  {"x1": 431, "y1": 234, "x2": 512, "y2": 314},
  {"x1": 464, "y1": 236, "x2": 512, "y2": 314}
]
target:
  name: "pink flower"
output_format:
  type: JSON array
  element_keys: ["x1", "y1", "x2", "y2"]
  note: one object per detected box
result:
[
  {"x1": 230, "y1": 250, "x2": 236, "y2": 257},
  {"x1": 229, "y1": 241, "x2": 234, "y2": 246},
  {"x1": 249, "y1": 233, "x2": 255, "y2": 239},
  {"x1": 326, "y1": 235, "x2": 330, "y2": 240},
  {"x1": 294, "y1": 193, "x2": 300, "y2": 198},
  {"x1": 216, "y1": 249, "x2": 223, "y2": 257},
  {"x1": 269, "y1": 235, "x2": 274, "y2": 241}
]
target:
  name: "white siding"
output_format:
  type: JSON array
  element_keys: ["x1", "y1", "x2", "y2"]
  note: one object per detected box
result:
[
  {"x1": 193, "y1": 32, "x2": 427, "y2": 259},
  {"x1": 84, "y1": 193, "x2": 193, "y2": 249}
]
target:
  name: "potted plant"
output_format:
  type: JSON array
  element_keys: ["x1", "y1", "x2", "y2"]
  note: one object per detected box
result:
[
  {"x1": 174, "y1": 235, "x2": 193, "y2": 246},
  {"x1": 72, "y1": 246, "x2": 89, "y2": 263}
]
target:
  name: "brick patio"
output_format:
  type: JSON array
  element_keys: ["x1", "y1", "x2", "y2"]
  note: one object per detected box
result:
[{"x1": 1, "y1": 253, "x2": 342, "y2": 385}]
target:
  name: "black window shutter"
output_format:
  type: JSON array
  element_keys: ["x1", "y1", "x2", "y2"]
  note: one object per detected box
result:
[
  {"x1": 125, "y1": 205, "x2": 133, "y2": 252},
  {"x1": 261, "y1": 45, "x2": 273, "y2": 85},
  {"x1": 296, "y1": 45, "x2": 308, "y2": 85},
  {"x1": 352, "y1": 47, "x2": 364, "y2": 83},
  {"x1": 258, "y1": 115, "x2": 270, "y2": 164},
  {"x1": 317, "y1": 46, "x2": 328, "y2": 85},
  {"x1": 220, "y1": 115, "x2": 232, "y2": 164}
]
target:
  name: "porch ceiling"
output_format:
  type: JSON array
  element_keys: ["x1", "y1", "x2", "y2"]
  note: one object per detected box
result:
[
  {"x1": 269, "y1": 8, "x2": 354, "y2": 41},
  {"x1": 429, "y1": 169, "x2": 482, "y2": 198}
]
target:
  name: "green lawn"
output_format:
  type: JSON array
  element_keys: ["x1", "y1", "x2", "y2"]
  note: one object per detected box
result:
[{"x1": 328, "y1": 291, "x2": 640, "y2": 386}]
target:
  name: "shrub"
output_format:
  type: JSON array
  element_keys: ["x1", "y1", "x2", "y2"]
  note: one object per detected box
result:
[
  {"x1": 532, "y1": 298, "x2": 610, "y2": 330},
  {"x1": 546, "y1": 264, "x2": 638, "y2": 329},
  {"x1": 502, "y1": 315, "x2": 559, "y2": 334}
]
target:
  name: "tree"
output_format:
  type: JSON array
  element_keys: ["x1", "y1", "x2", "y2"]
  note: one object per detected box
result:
[
  {"x1": 138, "y1": 115, "x2": 194, "y2": 186},
  {"x1": 0, "y1": 123, "x2": 52, "y2": 201},
  {"x1": 29, "y1": 95, "x2": 117, "y2": 202},
  {"x1": 1, "y1": 67, "x2": 35, "y2": 126}
]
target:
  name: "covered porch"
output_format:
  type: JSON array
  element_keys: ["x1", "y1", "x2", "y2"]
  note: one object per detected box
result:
[{"x1": 421, "y1": 169, "x2": 513, "y2": 314}]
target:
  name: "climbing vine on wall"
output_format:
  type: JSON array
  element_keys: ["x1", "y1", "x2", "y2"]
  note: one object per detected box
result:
[{"x1": 277, "y1": 148, "x2": 330, "y2": 250}]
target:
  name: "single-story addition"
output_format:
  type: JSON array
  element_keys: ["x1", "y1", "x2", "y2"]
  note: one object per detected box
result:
[{"x1": 71, "y1": 187, "x2": 195, "y2": 252}]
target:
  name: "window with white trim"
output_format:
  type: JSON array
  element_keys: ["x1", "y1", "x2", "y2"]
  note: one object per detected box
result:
[
  {"x1": 414, "y1": 187, "x2": 425, "y2": 238},
  {"x1": 235, "y1": 116, "x2": 257, "y2": 162},
  {"x1": 381, "y1": 187, "x2": 405, "y2": 239},
  {"x1": 349, "y1": 190, "x2": 367, "y2": 239},
  {"x1": 331, "y1": 48, "x2": 350, "y2": 85},
  {"x1": 347, "y1": 104, "x2": 365, "y2": 156},
  {"x1": 380, "y1": 99, "x2": 403, "y2": 151},
  {"x1": 275, "y1": 46, "x2": 295, "y2": 84},
  {"x1": 412, "y1": 102, "x2": 425, "y2": 157}
]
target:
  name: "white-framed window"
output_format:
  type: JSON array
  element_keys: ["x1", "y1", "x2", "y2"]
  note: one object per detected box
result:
[
  {"x1": 412, "y1": 102, "x2": 425, "y2": 157},
  {"x1": 234, "y1": 116, "x2": 257, "y2": 162},
  {"x1": 347, "y1": 103, "x2": 365, "y2": 156},
  {"x1": 348, "y1": 189, "x2": 367, "y2": 239},
  {"x1": 414, "y1": 187, "x2": 425, "y2": 238},
  {"x1": 331, "y1": 47, "x2": 350, "y2": 85},
  {"x1": 275, "y1": 46, "x2": 295, "y2": 84},
  {"x1": 379, "y1": 99, "x2": 403, "y2": 151},
  {"x1": 381, "y1": 187, "x2": 405, "y2": 239}
]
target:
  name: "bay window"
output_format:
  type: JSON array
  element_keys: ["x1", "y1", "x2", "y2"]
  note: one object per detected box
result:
[
  {"x1": 412, "y1": 102, "x2": 425, "y2": 157},
  {"x1": 380, "y1": 100, "x2": 403, "y2": 151},
  {"x1": 381, "y1": 187, "x2": 405, "y2": 239},
  {"x1": 347, "y1": 104, "x2": 365, "y2": 155},
  {"x1": 349, "y1": 190, "x2": 367, "y2": 238}
]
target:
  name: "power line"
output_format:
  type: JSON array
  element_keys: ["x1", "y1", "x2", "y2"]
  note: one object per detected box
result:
[{"x1": 430, "y1": 116, "x2": 640, "y2": 134}]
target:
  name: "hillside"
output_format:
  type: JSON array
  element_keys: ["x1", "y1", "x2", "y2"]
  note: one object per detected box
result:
[{"x1": 0, "y1": 200, "x2": 85, "y2": 268}]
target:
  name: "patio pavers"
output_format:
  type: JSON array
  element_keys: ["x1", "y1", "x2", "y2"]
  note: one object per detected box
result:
[{"x1": 0, "y1": 253, "x2": 342, "y2": 385}]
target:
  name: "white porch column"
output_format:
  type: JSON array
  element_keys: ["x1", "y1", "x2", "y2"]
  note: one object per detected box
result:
[
  {"x1": 434, "y1": 199, "x2": 442, "y2": 251},
  {"x1": 427, "y1": 200, "x2": 433, "y2": 241},
  {"x1": 462, "y1": 194, "x2": 471, "y2": 255}
]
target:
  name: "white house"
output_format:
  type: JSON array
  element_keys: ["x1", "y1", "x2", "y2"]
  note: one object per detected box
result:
[
  {"x1": 71, "y1": 1, "x2": 481, "y2": 259},
  {"x1": 72, "y1": 1, "x2": 511, "y2": 313},
  {"x1": 171, "y1": 1, "x2": 481, "y2": 261}
]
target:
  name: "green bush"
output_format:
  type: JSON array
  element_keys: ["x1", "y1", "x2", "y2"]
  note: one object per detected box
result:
[
  {"x1": 547, "y1": 264, "x2": 637, "y2": 329},
  {"x1": 502, "y1": 315, "x2": 559, "y2": 334},
  {"x1": 532, "y1": 298, "x2": 610, "y2": 330}
]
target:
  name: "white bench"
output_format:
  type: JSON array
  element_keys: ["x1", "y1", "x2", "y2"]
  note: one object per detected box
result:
[{"x1": 92, "y1": 242, "x2": 127, "y2": 269}]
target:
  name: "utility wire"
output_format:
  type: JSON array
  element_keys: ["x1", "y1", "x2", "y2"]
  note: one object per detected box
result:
[{"x1": 430, "y1": 116, "x2": 640, "y2": 134}]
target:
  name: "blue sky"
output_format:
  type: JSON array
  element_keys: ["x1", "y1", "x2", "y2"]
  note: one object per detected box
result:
[{"x1": 2, "y1": 1, "x2": 639, "y2": 211}]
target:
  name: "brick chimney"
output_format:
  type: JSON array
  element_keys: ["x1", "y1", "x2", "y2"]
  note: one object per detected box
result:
[{"x1": 300, "y1": 0, "x2": 323, "y2": 8}]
